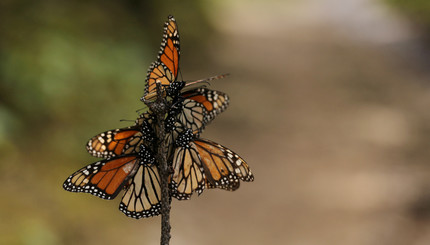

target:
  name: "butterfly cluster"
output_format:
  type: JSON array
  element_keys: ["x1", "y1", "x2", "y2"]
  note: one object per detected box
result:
[{"x1": 63, "y1": 15, "x2": 254, "y2": 219}]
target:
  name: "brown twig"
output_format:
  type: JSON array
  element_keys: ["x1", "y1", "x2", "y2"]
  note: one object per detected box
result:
[{"x1": 143, "y1": 82, "x2": 171, "y2": 245}]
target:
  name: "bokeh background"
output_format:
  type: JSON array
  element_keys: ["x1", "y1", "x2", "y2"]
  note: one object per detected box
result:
[{"x1": 2, "y1": 0, "x2": 430, "y2": 244}]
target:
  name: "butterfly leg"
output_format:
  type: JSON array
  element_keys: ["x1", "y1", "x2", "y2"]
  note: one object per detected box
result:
[
  {"x1": 168, "y1": 165, "x2": 174, "y2": 175},
  {"x1": 143, "y1": 82, "x2": 168, "y2": 114}
]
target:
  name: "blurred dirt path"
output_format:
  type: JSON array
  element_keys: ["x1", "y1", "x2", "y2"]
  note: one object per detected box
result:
[{"x1": 173, "y1": 1, "x2": 430, "y2": 244}]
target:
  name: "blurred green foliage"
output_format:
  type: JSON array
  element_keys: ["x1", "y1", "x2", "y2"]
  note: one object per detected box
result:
[
  {"x1": 387, "y1": 0, "x2": 430, "y2": 31},
  {"x1": 0, "y1": 1, "x2": 216, "y2": 244},
  {"x1": 0, "y1": 0, "x2": 214, "y2": 152}
]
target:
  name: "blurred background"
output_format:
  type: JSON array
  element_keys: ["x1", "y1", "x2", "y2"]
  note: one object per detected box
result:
[{"x1": 2, "y1": 0, "x2": 430, "y2": 244}]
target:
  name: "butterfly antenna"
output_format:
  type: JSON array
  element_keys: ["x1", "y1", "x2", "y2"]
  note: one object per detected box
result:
[
  {"x1": 185, "y1": 73, "x2": 229, "y2": 87},
  {"x1": 178, "y1": 68, "x2": 183, "y2": 81},
  {"x1": 119, "y1": 119, "x2": 135, "y2": 122},
  {"x1": 136, "y1": 106, "x2": 150, "y2": 114}
]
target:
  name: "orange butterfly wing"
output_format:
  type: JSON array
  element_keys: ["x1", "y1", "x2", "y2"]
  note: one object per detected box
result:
[
  {"x1": 63, "y1": 156, "x2": 140, "y2": 199},
  {"x1": 166, "y1": 88, "x2": 230, "y2": 154},
  {"x1": 87, "y1": 128, "x2": 141, "y2": 158},
  {"x1": 180, "y1": 88, "x2": 229, "y2": 133},
  {"x1": 170, "y1": 144, "x2": 206, "y2": 200},
  {"x1": 119, "y1": 163, "x2": 163, "y2": 218},
  {"x1": 86, "y1": 113, "x2": 154, "y2": 158},
  {"x1": 144, "y1": 15, "x2": 180, "y2": 100},
  {"x1": 194, "y1": 138, "x2": 254, "y2": 191},
  {"x1": 170, "y1": 129, "x2": 254, "y2": 199}
]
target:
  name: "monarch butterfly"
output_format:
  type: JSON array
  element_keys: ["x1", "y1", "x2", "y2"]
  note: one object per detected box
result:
[
  {"x1": 141, "y1": 15, "x2": 228, "y2": 101},
  {"x1": 143, "y1": 15, "x2": 180, "y2": 101},
  {"x1": 87, "y1": 88, "x2": 229, "y2": 158},
  {"x1": 170, "y1": 129, "x2": 254, "y2": 200},
  {"x1": 63, "y1": 145, "x2": 163, "y2": 218},
  {"x1": 86, "y1": 112, "x2": 154, "y2": 158}
]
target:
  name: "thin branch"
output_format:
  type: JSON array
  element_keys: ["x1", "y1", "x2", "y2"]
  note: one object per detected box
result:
[{"x1": 144, "y1": 82, "x2": 171, "y2": 245}]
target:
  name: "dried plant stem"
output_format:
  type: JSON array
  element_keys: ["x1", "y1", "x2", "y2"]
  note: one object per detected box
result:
[
  {"x1": 144, "y1": 83, "x2": 171, "y2": 245},
  {"x1": 156, "y1": 111, "x2": 171, "y2": 245}
]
